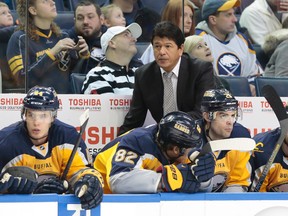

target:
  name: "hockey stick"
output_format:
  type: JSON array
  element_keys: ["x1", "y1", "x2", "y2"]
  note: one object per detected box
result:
[
  {"x1": 60, "y1": 109, "x2": 90, "y2": 181},
  {"x1": 252, "y1": 85, "x2": 288, "y2": 192},
  {"x1": 198, "y1": 137, "x2": 256, "y2": 157}
]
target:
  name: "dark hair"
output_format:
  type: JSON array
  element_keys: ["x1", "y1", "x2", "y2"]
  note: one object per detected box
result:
[
  {"x1": 151, "y1": 21, "x2": 185, "y2": 48},
  {"x1": 205, "y1": 11, "x2": 220, "y2": 23},
  {"x1": 74, "y1": 0, "x2": 102, "y2": 17}
]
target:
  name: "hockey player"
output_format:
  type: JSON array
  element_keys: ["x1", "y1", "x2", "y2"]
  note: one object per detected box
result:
[
  {"x1": 200, "y1": 88, "x2": 252, "y2": 192},
  {"x1": 249, "y1": 127, "x2": 288, "y2": 192},
  {"x1": 0, "y1": 86, "x2": 103, "y2": 210},
  {"x1": 94, "y1": 111, "x2": 216, "y2": 194}
]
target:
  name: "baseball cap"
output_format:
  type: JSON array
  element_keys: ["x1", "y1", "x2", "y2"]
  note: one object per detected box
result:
[
  {"x1": 100, "y1": 23, "x2": 142, "y2": 53},
  {"x1": 202, "y1": 0, "x2": 241, "y2": 20}
]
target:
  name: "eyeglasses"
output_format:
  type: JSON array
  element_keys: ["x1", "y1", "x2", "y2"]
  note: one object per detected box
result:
[{"x1": 25, "y1": 112, "x2": 52, "y2": 122}]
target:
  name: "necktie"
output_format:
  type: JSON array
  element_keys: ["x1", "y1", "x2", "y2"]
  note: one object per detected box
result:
[{"x1": 163, "y1": 72, "x2": 177, "y2": 115}]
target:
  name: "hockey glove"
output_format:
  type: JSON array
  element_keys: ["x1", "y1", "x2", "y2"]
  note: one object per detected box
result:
[
  {"x1": 4, "y1": 166, "x2": 38, "y2": 194},
  {"x1": 74, "y1": 174, "x2": 103, "y2": 210},
  {"x1": 160, "y1": 164, "x2": 200, "y2": 193},
  {"x1": 0, "y1": 173, "x2": 14, "y2": 193},
  {"x1": 34, "y1": 177, "x2": 69, "y2": 194},
  {"x1": 189, "y1": 148, "x2": 215, "y2": 182}
]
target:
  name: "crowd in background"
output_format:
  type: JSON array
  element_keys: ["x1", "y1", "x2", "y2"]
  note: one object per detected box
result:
[{"x1": 0, "y1": 0, "x2": 287, "y2": 95}]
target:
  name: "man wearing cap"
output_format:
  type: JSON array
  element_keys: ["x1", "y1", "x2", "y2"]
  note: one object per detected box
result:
[
  {"x1": 82, "y1": 23, "x2": 142, "y2": 94},
  {"x1": 195, "y1": 0, "x2": 263, "y2": 96}
]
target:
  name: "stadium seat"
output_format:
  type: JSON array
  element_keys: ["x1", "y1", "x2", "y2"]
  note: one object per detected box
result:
[
  {"x1": 253, "y1": 44, "x2": 270, "y2": 70},
  {"x1": 141, "y1": 0, "x2": 168, "y2": 15},
  {"x1": 70, "y1": 73, "x2": 86, "y2": 94},
  {"x1": 254, "y1": 77, "x2": 288, "y2": 97},
  {"x1": 54, "y1": 11, "x2": 74, "y2": 30},
  {"x1": 68, "y1": 0, "x2": 78, "y2": 10},
  {"x1": 219, "y1": 76, "x2": 252, "y2": 96},
  {"x1": 134, "y1": 42, "x2": 150, "y2": 61},
  {"x1": 69, "y1": 0, "x2": 106, "y2": 10}
]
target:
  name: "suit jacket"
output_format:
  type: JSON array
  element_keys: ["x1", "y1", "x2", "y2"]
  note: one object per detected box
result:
[{"x1": 119, "y1": 55, "x2": 216, "y2": 135}]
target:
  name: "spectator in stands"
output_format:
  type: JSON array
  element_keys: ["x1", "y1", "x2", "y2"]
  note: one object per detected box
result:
[
  {"x1": 118, "y1": 21, "x2": 215, "y2": 135},
  {"x1": 94, "y1": 111, "x2": 215, "y2": 194},
  {"x1": 262, "y1": 28, "x2": 288, "y2": 77},
  {"x1": 141, "y1": 0, "x2": 195, "y2": 64},
  {"x1": 102, "y1": 0, "x2": 160, "y2": 42},
  {"x1": 7, "y1": 0, "x2": 90, "y2": 93},
  {"x1": 184, "y1": 35, "x2": 214, "y2": 62},
  {"x1": 239, "y1": 0, "x2": 288, "y2": 46},
  {"x1": 0, "y1": 2, "x2": 13, "y2": 27},
  {"x1": 184, "y1": 35, "x2": 232, "y2": 91},
  {"x1": 82, "y1": 23, "x2": 142, "y2": 94},
  {"x1": 195, "y1": 0, "x2": 262, "y2": 96},
  {"x1": 67, "y1": 0, "x2": 106, "y2": 74},
  {"x1": 101, "y1": 4, "x2": 126, "y2": 28},
  {"x1": 0, "y1": 2, "x2": 17, "y2": 92}
]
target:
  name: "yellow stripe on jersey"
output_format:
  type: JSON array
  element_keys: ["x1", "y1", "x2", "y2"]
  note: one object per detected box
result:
[
  {"x1": 254, "y1": 163, "x2": 288, "y2": 192},
  {"x1": 46, "y1": 50, "x2": 56, "y2": 61},
  {"x1": 36, "y1": 30, "x2": 52, "y2": 38},
  {"x1": 8, "y1": 55, "x2": 23, "y2": 76},
  {"x1": 198, "y1": 31, "x2": 207, "y2": 36},
  {"x1": 237, "y1": 33, "x2": 256, "y2": 54},
  {"x1": 139, "y1": 154, "x2": 162, "y2": 171},
  {"x1": 94, "y1": 144, "x2": 118, "y2": 194},
  {"x1": 215, "y1": 151, "x2": 251, "y2": 189},
  {"x1": 164, "y1": 164, "x2": 183, "y2": 190},
  {"x1": 3, "y1": 144, "x2": 89, "y2": 181}
]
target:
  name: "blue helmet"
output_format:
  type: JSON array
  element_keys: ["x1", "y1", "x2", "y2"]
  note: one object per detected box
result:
[
  {"x1": 157, "y1": 111, "x2": 203, "y2": 149},
  {"x1": 201, "y1": 88, "x2": 238, "y2": 112},
  {"x1": 23, "y1": 86, "x2": 59, "y2": 111}
]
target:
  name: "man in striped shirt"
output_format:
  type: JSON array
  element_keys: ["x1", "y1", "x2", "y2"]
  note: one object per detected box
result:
[{"x1": 82, "y1": 23, "x2": 142, "y2": 94}]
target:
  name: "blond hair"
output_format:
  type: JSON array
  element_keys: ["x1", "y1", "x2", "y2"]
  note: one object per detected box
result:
[
  {"x1": 101, "y1": 4, "x2": 121, "y2": 20},
  {"x1": 0, "y1": 2, "x2": 9, "y2": 8},
  {"x1": 184, "y1": 35, "x2": 204, "y2": 53}
]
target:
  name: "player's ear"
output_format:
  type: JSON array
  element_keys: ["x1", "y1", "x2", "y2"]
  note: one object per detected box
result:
[{"x1": 203, "y1": 112, "x2": 211, "y2": 122}]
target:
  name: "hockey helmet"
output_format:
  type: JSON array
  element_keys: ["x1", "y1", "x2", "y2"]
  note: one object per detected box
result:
[
  {"x1": 23, "y1": 86, "x2": 59, "y2": 111},
  {"x1": 201, "y1": 88, "x2": 238, "y2": 112},
  {"x1": 157, "y1": 111, "x2": 203, "y2": 149}
]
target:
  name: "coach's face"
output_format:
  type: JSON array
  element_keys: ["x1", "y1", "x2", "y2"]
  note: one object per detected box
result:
[{"x1": 153, "y1": 36, "x2": 183, "y2": 72}]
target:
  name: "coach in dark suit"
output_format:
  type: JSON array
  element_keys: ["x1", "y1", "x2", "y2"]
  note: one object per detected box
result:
[{"x1": 119, "y1": 21, "x2": 216, "y2": 135}]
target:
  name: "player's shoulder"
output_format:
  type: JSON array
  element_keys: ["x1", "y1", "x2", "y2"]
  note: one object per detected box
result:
[
  {"x1": 253, "y1": 128, "x2": 280, "y2": 143},
  {"x1": 51, "y1": 119, "x2": 78, "y2": 134},
  {"x1": 120, "y1": 125, "x2": 158, "y2": 147},
  {"x1": 0, "y1": 121, "x2": 25, "y2": 145},
  {"x1": 230, "y1": 122, "x2": 251, "y2": 138}
]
